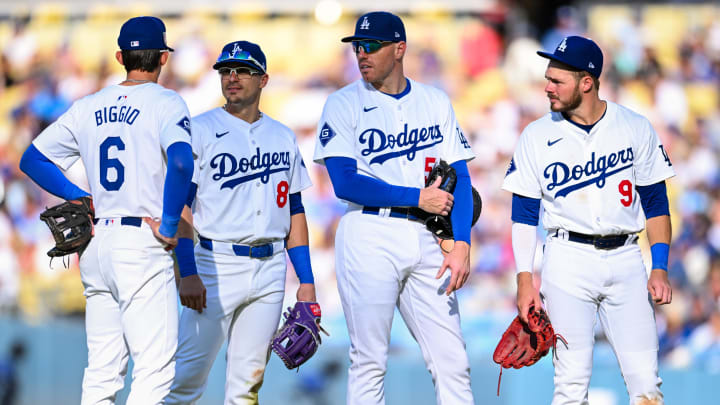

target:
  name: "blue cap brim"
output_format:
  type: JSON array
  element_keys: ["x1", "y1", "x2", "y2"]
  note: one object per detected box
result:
[
  {"x1": 537, "y1": 50, "x2": 595, "y2": 76},
  {"x1": 341, "y1": 35, "x2": 401, "y2": 43},
  {"x1": 212, "y1": 59, "x2": 264, "y2": 73}
]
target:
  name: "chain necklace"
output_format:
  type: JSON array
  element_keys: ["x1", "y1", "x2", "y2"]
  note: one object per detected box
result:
[{"x1": 121, "y1": 78, "x2": 152, "y2": 84}]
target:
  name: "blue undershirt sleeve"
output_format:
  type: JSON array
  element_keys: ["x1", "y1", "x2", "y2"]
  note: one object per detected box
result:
[
  {"x1": 511, "y1": 194, "x2": 541, "y2": 226},
  {"x1": 19, "y1": 144, "x2": 90, "y2": 200},
  {"x1": 324, "y1": 156, "x2": 420, "y2": 207},
  {"x1": 159, "y1": 142, "x2": 194, "y2": 238},
  {"x1": 185, "y1": 182, "x2": 197, "y2": 208},
  {"x1": 636, "y1": 181, "x2": 670, "y2": 219},
  {"x1": 449, "y1": 160, "x2": 472, "y2": 244},
  {"x1": 289, "y1": 193, "x2": 305, "y2": 215}
]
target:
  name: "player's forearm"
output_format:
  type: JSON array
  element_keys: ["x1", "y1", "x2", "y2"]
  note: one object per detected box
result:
[
  {"x1": 20, "y1": 144, "x2": 89, "y2": 201},
  {"x1": 325, "y1": 156, "x2": 419, "y2": 207},
  {"x1": 449, "y1": 160, "x2": 472, "y2": 244},
  {"x1": 287, "y1": 213, "x2": 314, "y2": 284},
  {"x1": 512, "y1": 222, "x2": 538, "y2": 274},
  {"x1": 160, "y1": 141, "x2": 194, "y2": 237},
  {"x1": 286, "y1": 212, "x2": 309, "y2": 249},
  {"x1": 646, "y1": 215, "x2": 671, "y2": 271}
]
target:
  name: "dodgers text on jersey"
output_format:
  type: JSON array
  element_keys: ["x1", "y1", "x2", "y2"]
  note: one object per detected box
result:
[
  {"x1": 545, "y1": 148, "x2": 633, "y2": 198},
  {"x1": 210, "y1": 147, "x2": 290, "y2": 189},
  {"x1": 359, "y1": 122, "x2": 443, "y2": 164}
]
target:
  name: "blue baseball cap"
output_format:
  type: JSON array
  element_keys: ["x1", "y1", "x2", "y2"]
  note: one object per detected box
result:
[
  {"x1": 213, "y1": 41, "x2": 267, "y2": 73},
  {"x1": 537, "y1": 36, "x2": 603, "y2": 78},
  {"x1": 341, "y1": 11, "x2": 406, "y2": 43},
  {"x1": 118, "y1": 16, "x2": 174, "y2": 52}
]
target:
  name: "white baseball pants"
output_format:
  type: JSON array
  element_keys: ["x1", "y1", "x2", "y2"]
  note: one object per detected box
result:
[
  {"x1": 166, "y1": 242, "x2": 286, "y2": 405},
  {"x1": 541, "y1": 234, "x2": 663, "y2": 405},
  {"x1": 335, "y1": 209, "x2": 474, "y2": 405},
  {"x1": 79, "y1": 219, "x2": 178, "y2": 405}
]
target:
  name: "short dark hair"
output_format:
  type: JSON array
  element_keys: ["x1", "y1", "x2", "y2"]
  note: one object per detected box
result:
[
  {"x1": 120, "y1": 49, "x2": 163, "y2": 73},
  {"x1": 572, "y1": 70, "x2": 600, "y2": 91}
]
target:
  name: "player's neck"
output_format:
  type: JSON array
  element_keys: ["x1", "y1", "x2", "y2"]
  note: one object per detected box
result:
[
  {"x1": 223, "y1": 103, "x2": 262, "y2": 124},
  {"x1": 565, "y1": 98, "x2": 606, "y2": 126},
  {"x1": 120, "y1": 70, "x2": 159, "y2": 86},
  {"x1": 370, "y1": 69, "x2": 406, "y2": 95}
]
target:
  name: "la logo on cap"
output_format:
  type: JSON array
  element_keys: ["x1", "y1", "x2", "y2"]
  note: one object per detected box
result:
[
  {"x1": 557, "y1": 38, "x2": 567, "y2": 52},
  {"x1": 232, "y1": 43, "x2": 242, "y2": 56},
  {"x1": 360, "y1": 16, "x2": 370, "y2": 30}
]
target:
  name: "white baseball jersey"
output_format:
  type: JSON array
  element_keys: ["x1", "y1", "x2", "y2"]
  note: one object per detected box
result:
[
  {"x1": 312, "y1": 78, "x2": 476, "y2": 404},
  {"x1": 502, "y1": 101, "x2": 675, "y2": 235},
  {"x1": 313, "y1": 79, "x2": 474, "y2": 191},
  {"x1": 190, "y1": 108, "x2": 312, "y2": 243},
  {"x1": 32, "y1": 82, "x2": 192, "y2": 218}
]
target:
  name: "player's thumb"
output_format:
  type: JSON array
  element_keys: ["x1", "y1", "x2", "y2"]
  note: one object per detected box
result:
[{"x1": 430, "y1": 176, "x2": 442, "y2": 189}]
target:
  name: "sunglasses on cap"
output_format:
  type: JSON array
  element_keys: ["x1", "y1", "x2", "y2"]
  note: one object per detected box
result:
[
  {"x1": 352, "y1": 40, "x2": 393, "y2": 54},
  {"x1": 216, "y1": 49, "x2": 265, "y2": 71},
  {"x1": 218, "y1": 66, "x2": 262, "y2": 78}
]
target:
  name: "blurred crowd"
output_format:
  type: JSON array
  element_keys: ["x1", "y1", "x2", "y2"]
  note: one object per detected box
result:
[{"x1": 0, "y1": 3, "x2": 718, "y2": 373}]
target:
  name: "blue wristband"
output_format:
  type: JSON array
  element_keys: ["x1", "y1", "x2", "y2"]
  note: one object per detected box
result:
[
  {"x1": 175, "y1": 238, "x2": 198, "y2": 277},
  {"x1": 650, "y1": 243, "x2": 669, "y2": 271},
  {"x1": 288, "y1": 245, "x2": 314, "y2": 284}
]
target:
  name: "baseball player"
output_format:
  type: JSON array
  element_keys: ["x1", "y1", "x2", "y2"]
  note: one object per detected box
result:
[
  {"x1": 166, "y1": 40, "x2": 317, "y2": 404},
  {"x1": 18, "y1": 16, "x2": 198, "y2": 404},
  {"x1": 503, "y1": 36, "x2": 674, "y2": 404},
  {"x1": 313, "y1": 12, "x2": 475, "y2": 404}
]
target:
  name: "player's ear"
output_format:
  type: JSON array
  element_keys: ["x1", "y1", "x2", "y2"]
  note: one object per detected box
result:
[
  {"x1": 159, "y1": 51, "x2": 169, "y2": 67},
  {"x1": 395, "y1": 41, "x2": 406, "y2": 60},
  {"x1": 581, "y1": 74, "x2": 594, "y2": 93},
  {"x1": 259, "y1": 73, "x2": 269, "y2": 89},
  {"x1": 115, "y1": 51, "x2": 124, "y2": 66}
]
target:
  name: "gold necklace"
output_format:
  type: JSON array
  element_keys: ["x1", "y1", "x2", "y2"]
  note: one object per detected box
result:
[{"x1": 122, "y1": 78, "x2": 152, "y2": 84}]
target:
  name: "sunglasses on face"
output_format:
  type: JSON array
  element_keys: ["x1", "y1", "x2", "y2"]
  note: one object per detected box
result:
[
  {"x1": 218, "y1": 66, "x2": 262, "y2": 78},
  {"x1": 352, "y1": 40, "x2": 393, "y2": 54}
]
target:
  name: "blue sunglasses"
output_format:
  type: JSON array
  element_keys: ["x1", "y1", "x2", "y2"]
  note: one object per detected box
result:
[
  {"x1": 352, "y1": 40, "x2": 393, "y2": 54},
  {"x1": 216, "y1": 49, "x2": 265, "y2": 72}
]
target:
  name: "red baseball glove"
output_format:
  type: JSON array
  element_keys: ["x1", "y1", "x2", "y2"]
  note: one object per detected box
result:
[{"x1": 492, "y1": 307, "x2": 567, "y2": 395}]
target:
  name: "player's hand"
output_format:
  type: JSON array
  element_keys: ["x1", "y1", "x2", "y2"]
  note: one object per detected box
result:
[
  {"x1": 143, "y1": 217, "x2": 178, "y2": 250},
  {"x1": 419, "y1": 177, "x2": 454, "y2": 216},
  {"x1": 647, "y1": 269, "x2": 672, "y2": 305},
  {"x1": 296, "y1": 283, "x2": 317, "y2": 302},
  {"x1": 436, "y1": 241, "x2": 470, "y2": 295},
  {"x1": 179, "y1": 274, "x2": 207, "y2": 313},
  {"x1": 517, "y1": 272, "x2": 542, "y2": 324}
]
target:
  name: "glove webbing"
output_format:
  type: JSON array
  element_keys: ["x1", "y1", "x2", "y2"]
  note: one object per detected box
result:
[{"x1": 495, "y1": 332, "x2": 568, "y2": 396}]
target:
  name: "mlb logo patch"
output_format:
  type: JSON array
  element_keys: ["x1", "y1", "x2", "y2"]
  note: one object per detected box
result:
[
  {"x1": 130, "y1": 41, "x2": 140, "y2": 47},
  {"x1": 319, "y1": 122, "x2": 336, "y2": 147},
  {"x1": 176, "y1": 116, "x2": 191, "y2": 137}
]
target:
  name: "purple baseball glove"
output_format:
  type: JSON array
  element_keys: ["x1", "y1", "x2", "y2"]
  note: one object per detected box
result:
[{"x1": 272, "y1": 301, "x2": 329, "y2": 369}]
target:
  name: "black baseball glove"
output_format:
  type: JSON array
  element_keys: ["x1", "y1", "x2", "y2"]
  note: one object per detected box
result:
[
  {"x1": 420, "y1": 160, "x2": 482, "y2": 240},
  {"x1": 39, "y1": 196, "x2": 94, "y2": 257}
]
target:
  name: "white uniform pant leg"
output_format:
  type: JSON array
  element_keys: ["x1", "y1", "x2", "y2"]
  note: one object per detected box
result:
[
  {"x1": 335, "y1": 212, "x2": 409, "y2": 405},
  {"x1": 597, "y1": 245, "x2": 663, "y2": 405},
  {"x1": 80, "y1": 225, "x2": 178, "y2": 405},
  {"x1": 396, "y1": 223, "x2": 474, "y2": 405},
  {"x1": 167, "y1": 246, "x2": 231, "y2": 405},
  {"x1": 80, "y1": 231, "x2": 129, "y2": 405},
  {"x1": 224, "y1": 253, "x2": 286, "y2": 405},
  {"x1": 541, "y1": 238, "x2": 601, "y2": 405},
  {"x1": 115, "y1": 227, "x2": 178, "y2": 405}
]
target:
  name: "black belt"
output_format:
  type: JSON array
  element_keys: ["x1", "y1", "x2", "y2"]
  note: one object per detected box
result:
[
  {"x1": 555, "y1": 230, "x2": 635, "y2": 250},
  {"x1": 198, "y1": 235, "x2": 276, "y2": 258},
  {"x1": 93, "y1": 217, "x2": 142, "y2": 227},
  {"x1": 361, "y1": 206, "x2": 424, "y2": 221}
]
